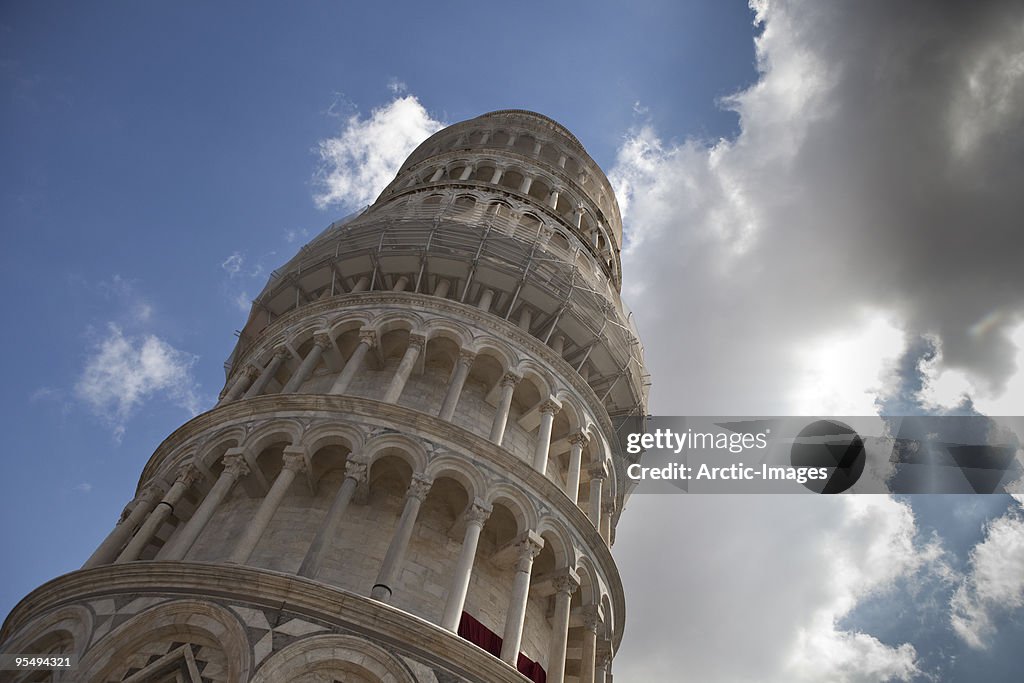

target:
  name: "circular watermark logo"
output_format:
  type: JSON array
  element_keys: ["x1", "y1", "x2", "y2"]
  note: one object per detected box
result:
[{"x1": 790, "y1": 420, "x2": 865, "y2": 493}]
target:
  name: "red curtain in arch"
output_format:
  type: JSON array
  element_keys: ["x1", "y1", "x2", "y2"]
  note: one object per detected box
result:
[{"x1": 457, "y1": 611, "x2": 546, "y2": 683}]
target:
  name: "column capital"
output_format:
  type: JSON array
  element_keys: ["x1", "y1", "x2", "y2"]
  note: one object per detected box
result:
[
  {"x1": 500, "y1": 372, "x2": 522, "y2": 388},
  {"x1": 552, "y1": 572, "x2": 580, "y2": 597},
  {"x1": 222, "y1": 453, "x2": 250, "y2": 479},
  {"x1": 407, "y1": 333, "x2": 426, "y2": 349},
  {"x1": 344, "y1": 456, "x2": 369, "y2": 483},
  {"x1": 281, "y1": 449, "x2": 308, "y2": 473},
  {"x1": 273, "y1": 346, "x2": 292, "y2": 361},
  {"x1": 358, "y1": 329, "x2": 377, "y2": 347},
  {"x1": 581, "y1": 605, "x2": 602, "y2": 632},
  {"x1": 514, "y1": 533, "x2": 544, "y2": 567},
  {"x1": 602, "y1": 501, "x2": 617, "y2": 515},
  {"x1": 458, "y1": 349, "x2": 477, "y2": 365},
  {"x1": 596, "y1": 643, "x2": 613, "y2": 670},
  {"x1": 406, "y1": 474, "x2": 433, "y2": 502},
  {"x1": 588, "y1": 462, "x2": 608, "y2": 480},
  {"x1": 139, "y1": 480, "x2": 166, "y2": 502},
  {"x1": 464, "y1": 498, "x2": 492, "y2": 526},
  {"x1": 312, "y1": 332, "x2": 333, "y2": 349},
  {"x1": 175, "y1": 463, "x2": 203, "y2": 488},
  {"x1": 539, "y1": 398, "x2": 562, "y2": 415},
  {"x1": 242, "y1": 364, "x2": 261, "y2": 380},
  {"x1": 569, "y1": 432, "x2": 589, "y2": 447}
]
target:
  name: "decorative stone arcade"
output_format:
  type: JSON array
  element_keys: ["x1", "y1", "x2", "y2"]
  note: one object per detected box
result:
[{"x1": 1, "y1": 110, "x2": 649, "y2": 683}]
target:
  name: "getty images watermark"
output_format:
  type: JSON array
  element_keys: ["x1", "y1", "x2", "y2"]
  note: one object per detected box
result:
[{"x1": 613, "y1": 416, "x2": 1024, "y2": 494}]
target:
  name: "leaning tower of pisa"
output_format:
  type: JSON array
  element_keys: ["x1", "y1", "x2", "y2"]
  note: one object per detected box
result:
[{"x1": 1, "y1": 110, "x2": 648, "y2": 682}]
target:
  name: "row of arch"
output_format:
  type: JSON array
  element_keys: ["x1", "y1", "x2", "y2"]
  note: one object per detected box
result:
[
  {"x1": 220, "y1": 306, "x2": 620, "y2": 514},
  {"x1": 0, "y1": 600, "x2": 420, "y2": 682},
  {"x1": 399, "y1": 155, "x2": 615, "y2": 258},
  {"x1": 371, "y1": 189, "x2": 616, "y2": 290},
  {"x1": 412, "y1": 120, "x2": 617, "y2": 225},
  {"x1": 85, "y1": 418, "x2": 619, "y2": 680}
]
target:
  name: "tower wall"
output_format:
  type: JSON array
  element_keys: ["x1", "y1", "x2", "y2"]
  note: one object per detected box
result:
[{"x1": 1, "y1": 110, "x2": 647, "y2": 683}]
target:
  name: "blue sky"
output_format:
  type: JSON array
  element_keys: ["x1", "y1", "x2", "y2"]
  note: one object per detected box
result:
[{"x1": 3, "y1": 2, "x2": 1024, "y2": 681}]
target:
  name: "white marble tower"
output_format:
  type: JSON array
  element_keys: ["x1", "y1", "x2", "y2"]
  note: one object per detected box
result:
[{"x1": 1, "y1": 110, "x2": 648, "y2": 683}]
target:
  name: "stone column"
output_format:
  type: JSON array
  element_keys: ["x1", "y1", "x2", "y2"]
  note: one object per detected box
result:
[
  {"x1": 330, "y1": 330, "x2": 375, "y2": 395},
  {"x1": 370, "y1": 474, "x2": 433, "y2": 602},
  {"x1": 383, "y1": 333, "x2": 425, "y2": 403},
  {"x1": 489, "y1": 373, "x2": 520, "y2": 444},
  {"x1": 218, "y1": 364, "x2": 259, "y2": 405},
  {"x1": 392, "y1": 275, "x2": 409, "y2": 292},
  {"x1": 298, "y1": 456, "x2": 368, "y2": 578},
  {"x1": 477, "y1": 288, "x2": 494, "y2": 311},
  {"x1": 161, "y1": 453, "x2": 250, "y2": 561},
  {"x1": 116, "y1": 465, "x2": 201, "y2": 563},
  {"x1": 439, "y1": 350, "x2": 475, "y2": 421},
  {"x1": 566, "y1": 433, "x2": 587, "y2": 504},
  {"x1": 546, "y1": 573, "x2": 580, "y2": 683},
  {"x1": 350, "y1": 275, "x2": 370, "y2": 292},
  {"x1": 548, "y1": 188, "x2": 560, "y2": 210},
  {"x1": 281, "y1": 332, "x2": 331, "y2": 393},
  {"x1": 595, "y1": 645, "x2": 612, "y2": 683},
  {"x1": 490, "y1": 167, "x2": 504, "y2": 185},
  {"x1": 458, "y1": 165, "x2": 474, "y2": 181},
  {"x1": 440, "y1": 499, "x2": 492, "y2": 631},
  {"x1": 228, "y1": 448, "x2": 307, "y2": 564},
  {"x1": 518, "y1": 307, "x2": 532, "y2": 331},
  {"x1": 601, "y1": 501, "x2": 616, "y2": 545},
  {"x1": 82, "y1": 482, "x2": 164, "y2": 568},
  {"x1": 430, "y1": 167, "x2": 445, "y2": 182},
  {"x1": 500, "y1": 534, "x2": 544, "y2": 664},
  {"x1": 551, "y1": 335, "x2": 565, "y2": 355},
  {"x1": 520, "y1": 176, "x2": 533, "y2": 194},
  {"x1": 245, "y1": 347, "x2": 290, "y2": 398},
  {"x1": 532, "y1": 399, "x2": 561, "y2": 475},
  {"x1": 588, "y1": 463, "x2": 607, "y2": 527},
  {"x1": 579, "y1": 607, "x2": 601, "y2": 683},
  {"x1": 433, "y1": 279, "x2": 450, "y2": 298}
]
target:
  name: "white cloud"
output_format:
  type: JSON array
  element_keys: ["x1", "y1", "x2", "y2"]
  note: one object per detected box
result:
[
  {"x1": 75, "y1": 324, "x2": 200, "y2": 439},
  {"x1": 221, "y1": 252, "x2": 243, "y2": 276},
  {"x1": 313, "y1": 94, "x2": 445, "y2": 210},
  {"x1": 73, "y1": 482, "x2": 93, "y2": 493},
  {"x1": 612, "y1": 0, "x2": 1024, "y2": 415},
  {"x1": 614, "y1": 495, "x2": 941, "y2": 682},
  {"x1": 949, "y1": 508, "x2": 1024, "y2": 649},
  {"x1": 233, "y1": 291, "x2": 251, "y2": 314},
  {"x1": 284, "y1": 228, "x2": 309, "y2": 244}
]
